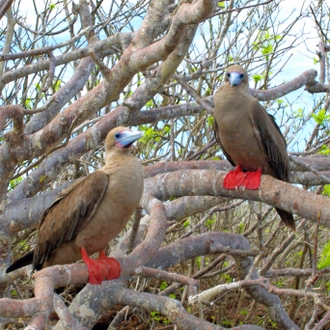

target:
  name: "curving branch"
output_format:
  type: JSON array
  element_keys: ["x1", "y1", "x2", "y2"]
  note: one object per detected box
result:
[
  {"x1": 250, "y1": 69, "x2": 318, "y2": 100},
  {"x1": 144, "y1": 169, "x2": 330, "y2": 227},
  {"x1": 3, "y1": 156, "x2": 330, "y2": 239}
]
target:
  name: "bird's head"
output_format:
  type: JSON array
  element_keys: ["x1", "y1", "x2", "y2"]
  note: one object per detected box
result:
[
  {"x1": 225, "y1": 65, "x2": 248, "y2": 87},
  {"x1": 105, "y1": 126, "x2": 143, "y2": 154}
]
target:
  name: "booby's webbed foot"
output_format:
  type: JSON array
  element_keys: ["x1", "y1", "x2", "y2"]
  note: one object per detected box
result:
[
  {"x1": 223, "y1": 166, "x2": 261, "y2": 190},
  {"x1": 80, "y1": 247, "x2": 121, "y2": 284},
  {"x1": 243, "y1": 168, "x2": 261, "y2": 189},
  {"x1": 223, "y1": 165, "x2": 246, "y2": 189}
]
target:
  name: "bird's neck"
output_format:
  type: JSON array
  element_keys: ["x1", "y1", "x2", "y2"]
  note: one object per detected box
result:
[
  {"x1": 105, "y1": 149, "x2": 131, "y2": 164},
  {"x1": 225, "y1": 82, "x2": 249, "y2": 94}
]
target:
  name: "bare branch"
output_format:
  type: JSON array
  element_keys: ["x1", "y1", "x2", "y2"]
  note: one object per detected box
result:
[{"x1": 0, "y1": 0, "x2": 13, "y2": 21}]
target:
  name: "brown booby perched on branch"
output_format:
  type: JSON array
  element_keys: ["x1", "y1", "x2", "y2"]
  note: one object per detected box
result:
[
  {"x1": 213, "y1": 65, "x2": 295, "y2": 231},
  {"x1": 6, "y1": 126, "x2": 144, "y2": 284}
]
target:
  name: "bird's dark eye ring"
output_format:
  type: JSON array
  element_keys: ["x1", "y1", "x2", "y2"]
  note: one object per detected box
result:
[{"x1": 114, "y1": 132, "x2": 121, "y2": 139}]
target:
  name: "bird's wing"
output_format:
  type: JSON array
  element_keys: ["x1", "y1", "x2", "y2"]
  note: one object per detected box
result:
[
  {"x1": 213, "y1": 118, "x2": 236, "y2": 167},
  {"x1": 33, "y1": 171, "x2": 109, "y2": 269},
  {"x1": 250, "y1": 100, "x2": 289, "y2": 181}
]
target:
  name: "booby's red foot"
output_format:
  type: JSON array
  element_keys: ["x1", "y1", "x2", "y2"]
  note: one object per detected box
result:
[
  {"x1": 223, "y1": 165, "x2": 246, "y2": 189},
  {"x1": 242, "y1": 168, "x2": 262, "y2": 189},
  {"x1": 80, "y1": 247, "x2": 121, "y2": 284},
  {"x1": 98, "y1": 250, "x2": 121, "y2": 280},
  {"x1": 223, "y1": 166, "x2": 262, "y2": 190}
]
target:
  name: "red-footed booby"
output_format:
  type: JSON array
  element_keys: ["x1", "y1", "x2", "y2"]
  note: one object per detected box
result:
[
  {"x1": 213, "y1": 65, "x2": 295, "y2": 231},
  {"x1": 6, "y1": 126, "x2": 144, "y2": 284}
]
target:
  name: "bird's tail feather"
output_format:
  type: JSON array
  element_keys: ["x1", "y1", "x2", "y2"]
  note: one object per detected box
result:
[
  {"x1": 6, "y1": 251, "x2": 34, "y2": 273},
  {"x1": 276, "y1": 208, "x2": 296, "y2": 232}
]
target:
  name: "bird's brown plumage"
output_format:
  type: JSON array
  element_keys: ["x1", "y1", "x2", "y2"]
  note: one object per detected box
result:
[
  {"x1": 213, "y1": 65, "x2": 295, "y2": 231},
  {"x1": 7, "y1": 126, "x2": 144, "y2": 276}
]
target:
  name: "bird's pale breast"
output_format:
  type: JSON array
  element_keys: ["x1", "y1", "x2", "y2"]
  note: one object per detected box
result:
[{"x1": 75, "y1": 159, "x2": 144, "y2": 253}]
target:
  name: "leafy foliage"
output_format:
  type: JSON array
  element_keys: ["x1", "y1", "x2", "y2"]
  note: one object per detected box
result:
[
  {"x1": 311, "y1": 109, "x2": 330, "y2": 125},
  {"x1": 318, "y1": 240, "x2": 330, "y2": 270}
]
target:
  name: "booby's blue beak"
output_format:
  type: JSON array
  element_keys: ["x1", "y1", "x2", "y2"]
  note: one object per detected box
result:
[
  {"x1": 114, "y1": 129, "x2": 144, "y2": 148},
  {"x1": 228, "y1": 71, "x2": 244, "y2": 86}
]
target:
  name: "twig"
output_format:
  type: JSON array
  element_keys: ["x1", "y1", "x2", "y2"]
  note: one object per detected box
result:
[
  {"x1": 310, "y1": 6, "x2": 328, "y2": 43},
  {"x1": 312, "y1": 310, "x2": 330, "y2": 330},
  {"x1": 180, "y1": 200, "x2": 244, "y2": 239},
  {"x1": 0, "y1": 26, "x2": 94, "y2": 61},
  {"x1": 108, "y1": 305, "x2": 130, "y2": 329},
  {"x1": 208, "y1": 0, "x2": 274, "y2": 19},
  {"x1": 89, "y1": 51, "x2": 112, "y2": 81},
  {"x1": 42, "y1": 52, "x2": 56, "y2": 92},
  {"x1": 127, "y1": 207, "x2": 143, "y2": 254},
  {"x1": 312, "y1": 210, "x2": 321, "y2": 275},
  {"x1": 189, "y1": 278, "x2": 268, "y2": 305},
  {"x1": 135, "y1": 266, "x2": 199, "y2": 298}
]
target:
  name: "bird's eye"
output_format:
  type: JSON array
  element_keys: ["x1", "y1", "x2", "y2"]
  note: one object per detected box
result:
[
  {"x1": 114, "y1": 132, "x2": 121, "y2": 139},
  {"x1": 240, "y1": 73, "x2": 244, "y2": 79},
  {"x1": 227, "y1": 73, "x2": 231, "y2": 77}
]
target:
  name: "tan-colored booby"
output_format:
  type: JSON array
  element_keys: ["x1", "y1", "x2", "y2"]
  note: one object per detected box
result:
[
  {"x1": 213, "y1": 65, "x2": 295, "y2": 231},
  {"x1": 6, "y1": 126, "x2": 144, "y2": 284}
]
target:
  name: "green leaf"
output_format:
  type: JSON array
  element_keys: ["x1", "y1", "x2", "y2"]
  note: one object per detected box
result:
[
  {"x1": 319, "y1": 145, "x2": 330, "y2": 156},
  {"x1": 160, "y1": 281, "x2": 168, "y2": 290},
  {"x1": 252, "y1": 74, "x2": 265, "y2": 83},
  {"x1": 195, "y1": 256, "x2": 201, "y2": 267},
  {"x1": 318, "y1": 240, "x2": 330, "y2": 269},
  {"x1": 240, "y1": 309, "x2": 248, "y2": 316},
  {"x1": 322, "y1": 184, "x2": 330, "y2": 196},
  {"x1": 237, "y1": 223, "x2": 244, "y2": 234},
  {"x1": 39, "y1": 175, "x2": 47, "y2": 183},
  {"x1": 275, "y1": 278, "x2": 285, "y2": 288},
  {"x1": 222, "y1": 319, "x2": 234, "y2": 326},
  {"x1": 150, "y1": 311, "x2": 161, "y2": 321},
  {"x1": 53, "y1": 80, "x2": 61, "y2": 91},
  {"x1": 163, "y1": 125, "x2": 170, "y2": 134},
  {"x1": 293, "y1": 108, "x2": 304, "y2": 118},
  {"x1": 218, "y1": 1, "x2": 225, "y2": 7},
  {"x1": 9, "y1": 176, "x2": 23, "y2": 190},
  {"x1": 205, "y1": 218, "x2": 215, "y2": 227},
  {"x1": 145, "y1": 99, "x2": 154, "y2": 108},
  {"x1": 222, "y1": 273, "x2": 232, "y2": 283},
  {"x1": 311, "y1": 109, "x2": 330, "y2": 125},
  {"x1": 35, "y1": 83, "x2": 41, "y2": 91},
  {"x1": 265, "y1": 30, "x2": 270, "y2": 39},
  {"x1": 261, "y1": 44, "x2": 273, "y2": 55},
  {"x1": 24, "y1": 98, "x2": 32, "y2": 109},
  {"x1": 207, "y1": 116, "x2": 214, "y2": 127}
]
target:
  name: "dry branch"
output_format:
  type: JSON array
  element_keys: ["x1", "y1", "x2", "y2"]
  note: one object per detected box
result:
[{"x1": 144, "y1": 169, "x2": 330, "y2": 227}]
